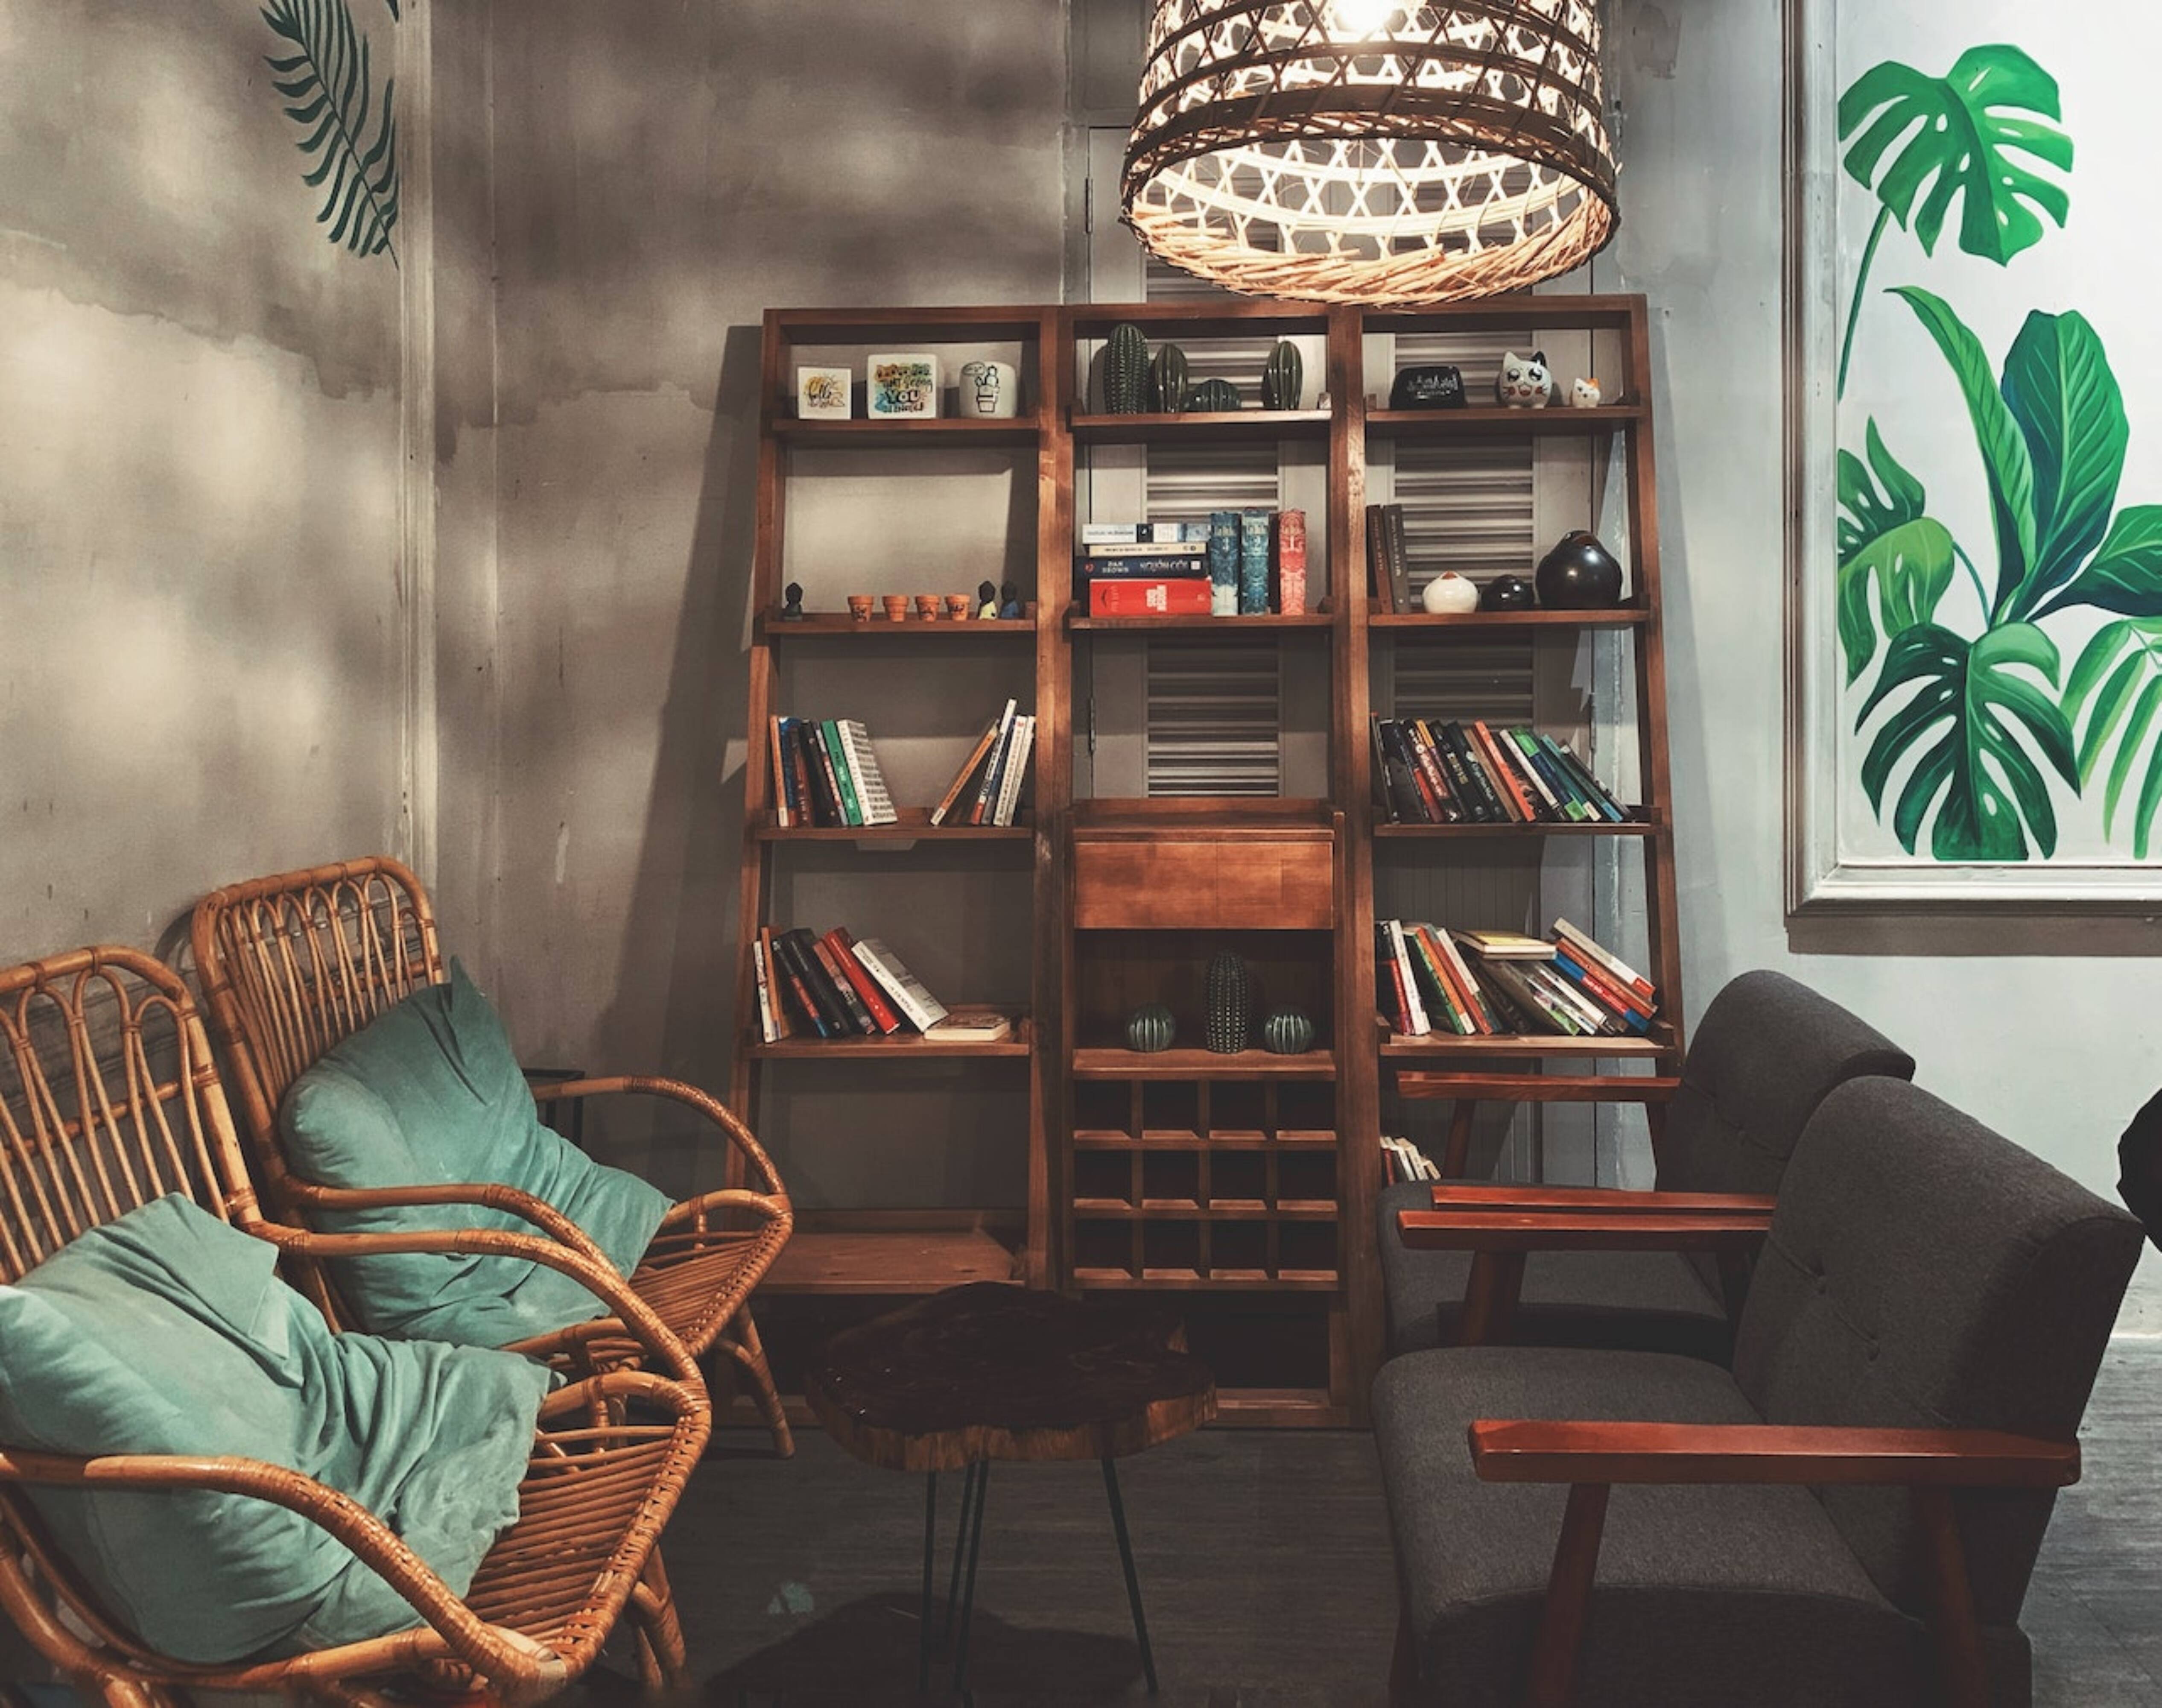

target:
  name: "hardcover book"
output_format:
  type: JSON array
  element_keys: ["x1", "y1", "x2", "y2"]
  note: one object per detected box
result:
[
  {"x1": 850, "y1": 937, "x2": 950, "y2": 1031},
  {"x1": 1087, "y1": 578, "x2": 1213, "y2": 617}
]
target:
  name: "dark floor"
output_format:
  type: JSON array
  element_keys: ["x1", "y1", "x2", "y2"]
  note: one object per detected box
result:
[{"x1": 621, "y1": 1339, "x2": 2162, "y2": 1707}]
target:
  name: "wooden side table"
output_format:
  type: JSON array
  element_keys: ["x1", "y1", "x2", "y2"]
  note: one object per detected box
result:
[{"x1": 803, "y1": 1282, "x2": 1217, "y2": 1697}]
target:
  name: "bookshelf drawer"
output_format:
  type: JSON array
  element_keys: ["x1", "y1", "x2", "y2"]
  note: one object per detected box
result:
[{"x1": 1073, "y1": 834, "x2": 1334, "y2": 931}]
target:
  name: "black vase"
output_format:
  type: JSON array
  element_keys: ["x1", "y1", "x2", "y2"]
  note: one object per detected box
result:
[
  {"x1": 1481, "y1": 573, "x2": 1537, "y2": 611},
  {"x1": 1534, "y1": 532, "x2": 1624, "y2": 609}
]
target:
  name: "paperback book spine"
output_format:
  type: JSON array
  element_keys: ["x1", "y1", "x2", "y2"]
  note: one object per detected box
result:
[
  {"x1": 782, "y1": 929, "x2": 857, "y2": 1035},
  {"x1": 822, "y1": 927, "x2": 903, "y2": 1032},
  {"x1": 820, "y1": 720, "x2": 864, "y2": 827},
  {"x1": 1440, "y1": 723, "x2": 1507, "y2": 822},
  {"x1": 769, "y1": 932, "x2": 837, "y2": 1037},
  {"x1": 1084, "y1": 553, "x2": 1212, "y2": 578}
]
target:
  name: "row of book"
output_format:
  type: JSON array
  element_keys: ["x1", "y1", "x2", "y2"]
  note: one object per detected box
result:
[
  {"x1": 751, "y1": 924, "x2": 1012, "y2": 1044},
  {"x1": 1372, "y1": 717, "x2": 1630, "y2": 825},
  {"x1": 1077, "y1": 516, "x2": 1307, "y2": 617},
  {"x1": 929, "y1": 699, "x2": 1035, "y2": 827},
  {"x1": 768, "y1": 717, "x2": 896, "y2": 829},
  {"x1": 1365, "y1": 503, "x2": 1414, "y2": 613},
  {"x1": 1377, "y1": 920, "x2": 1658, "y2": 1039},
  {"x1": 1381, "y1": 1134, "x2": 1441, "y2": 1186}
]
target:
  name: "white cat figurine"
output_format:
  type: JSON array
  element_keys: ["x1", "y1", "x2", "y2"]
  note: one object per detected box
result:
[
  {"x1": 1570, "y1": 376, "x2": 1603, "y2": 409},
  {"x1": 1494, "y1": 350, "x2": 1557, "y2": 409}
]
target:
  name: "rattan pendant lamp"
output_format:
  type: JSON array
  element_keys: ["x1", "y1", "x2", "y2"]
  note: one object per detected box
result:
[{"x1": 1122, "y1": 1, "x2": 1617, "y2": 305}]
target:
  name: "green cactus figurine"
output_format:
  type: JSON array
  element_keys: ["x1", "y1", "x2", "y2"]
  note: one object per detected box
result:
[
  {"x1": 1206, "y1": 953, "x2": 1251, "y2": 1053},
  {"x1": 1104, "y1": 322, "x2": 1150, "y2": 414},
  {"x1": 1125, "y1": 1003, "x2": 1176, "y2": 1053},
  {"x1": 1262, "y1": 341, "x2": 1303, "y2": 410},
  {"x1": 1183, "y1": 377, "x2": 1242, "y2": 415},
  {"x1": 1261, "y1": 1008, "x2": 1315, "y2": 1055},
  {"x1": 1150, "y1": 343, "x2": 1189, "y2": 413}
]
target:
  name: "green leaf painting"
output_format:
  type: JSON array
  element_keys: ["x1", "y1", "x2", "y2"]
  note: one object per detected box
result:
[
  {"x1": 1837, "y1": 45, "x2": 2162, "y2": 865},
  {"x1": 1838, "y1": 421, "x2": 1955, "y2": 685},
  {"x1": 1836, "y1": 46, "x2": 2071, "y2": 395},
  {"x1": 263, "y1": 0, "x2": 399, "y2": 265}
]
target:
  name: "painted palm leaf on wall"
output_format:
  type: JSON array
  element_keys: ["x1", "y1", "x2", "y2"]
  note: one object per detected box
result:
[
  {"x1": 1839, "y1": 49, "x2": 2162, "y2": 863},
  {"x1": 1836, "y1": 45, "x2": 2071, "y2": 396},
  {"x1": 263, "y1": 0, "x2": 399, "y2": 265}
]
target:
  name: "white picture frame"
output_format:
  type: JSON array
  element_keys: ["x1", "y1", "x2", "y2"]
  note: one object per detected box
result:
[
  {"x1": 796, "y1": 365, "x2": 852, "y2": 420},
  {"x1": 867, "y1": 352, "x2": 941, "y2": 419}
]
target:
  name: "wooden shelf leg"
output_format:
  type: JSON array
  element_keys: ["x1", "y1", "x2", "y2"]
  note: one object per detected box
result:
[
  {"x1": 1442, "y1": 1098, "x2": 1479, "y2": 1179},
  {"x1": 1458, "y1": 1249, "x2": 1526, "y2": 1346},
  {"x1": 1917, "y1": 1487, "x2": 1990, "y2": 1708},
  {"x1": 1523, "y1": 1482, "x2": 1610, "y2": 1708}
]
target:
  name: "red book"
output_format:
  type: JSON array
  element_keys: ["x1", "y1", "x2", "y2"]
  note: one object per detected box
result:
[
  {"x1": 821, "y1": 927, "x2": 903, "y2": 1033},
  {"x1": 1088, "y1": 577, "x2": 1213, "y2": 617},
  {"x1": 1555, "y1": 948, "x2": 1653, "y2": 1020},
  {"x1": 1471, "y1": 720, "x2": 1538, "y2": 822}
]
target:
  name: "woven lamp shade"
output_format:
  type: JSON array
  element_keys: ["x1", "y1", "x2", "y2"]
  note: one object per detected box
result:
[{"x1": 1123, "y1": 1, "x2": 1617, "y2": 306}]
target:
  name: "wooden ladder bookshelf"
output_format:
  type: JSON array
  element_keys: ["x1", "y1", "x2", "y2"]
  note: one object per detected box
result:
[{"x1": 729, "y1": 295, "x2": 1680, "y2": 1428}]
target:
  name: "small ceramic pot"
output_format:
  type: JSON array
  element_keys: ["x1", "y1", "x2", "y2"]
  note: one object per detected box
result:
[
  {"x1": 882, "y1": 595, "x2": 911, "y2": 621},
  {"x1": 1481, "y1": 574, "x2": 1537, "y2": 611},
  {"x1": 944, "y1": 593, "x2": 972, "y2": 619},
  {"x1": 847, "y1": 595, "x2": 874, "y2": 623},
  {"x1": 914, "y1": 594, "x2": 941, "y2": 621},
  {"x1": 1421, "y1": 572, "x2": 1481, "y2": 615},
  {"x1": 1535, "y1": 532, "x2": 1625, "y2": 609},
  {"x1": 956, "y1": 360, "x2": 1019, "y2": 419}
]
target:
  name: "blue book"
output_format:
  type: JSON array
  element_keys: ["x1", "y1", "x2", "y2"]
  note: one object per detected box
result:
[
  {"x1": 1553, "y1": 951, "x2": 1651, "y2": 1030},
  {"x1": 1207, "y1": 511, "x2": 1239, "y2": 616},
  {"x1": 1238, "y1": 508, "x2": 1272, "y2": 614}
]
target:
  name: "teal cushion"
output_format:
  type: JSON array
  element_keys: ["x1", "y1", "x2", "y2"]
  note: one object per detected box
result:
[
  {"x1": 279, "y1": 962, "x2": 672, "y2": 1348},
  {"x1": 0, "y1": 1195, "x2": 550, "y2": 1663}
]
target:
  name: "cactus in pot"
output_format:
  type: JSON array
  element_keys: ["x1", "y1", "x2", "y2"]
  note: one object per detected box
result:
[
  {"x1": 1104, "y1": 322, "x2": 1150, "y2": 414},
  {"x1": 1150, "y1": 343, "x2": 1189, "y2": 412},
  {"x1": 1262, "y1": 341, "x2": 1303, "y2": 410},
  {"x1": 1183, "y1": 377, "x2": 1242, "y2": 415}
]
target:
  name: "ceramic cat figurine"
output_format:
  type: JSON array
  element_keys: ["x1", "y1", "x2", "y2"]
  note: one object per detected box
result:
[
  {"x1": 1570, "y1": 376, "x2": 1603, "y2": 409},
  {"x1": 1495, "y1": 351, "x2": 1557, "y2": 409}
]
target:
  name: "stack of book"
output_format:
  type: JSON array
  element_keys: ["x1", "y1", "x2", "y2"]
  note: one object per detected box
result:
[
  {"x1": 1381, "y1": 1134, "x2": 1441, "y2": 1186},
  {"x1": 1371, "y1": 717, "x2": 1630, "y2": 825},
  {"x1": 1365, "y1": 503, "x2": 1412, "y2": 613},
  {"x1": 929, "y1": 699, "x2": 1035, "y2": 827},
  {"x1": 1377, "y1": 919, "x2": 1658, "y2": 1039},
  {"x1": 751, "y1": 924, "x2": 1015, "y2": 1045},
  {"x1": 1079, "y1": 522, "x2": 1212, "y2": 617},
  {"x1": 769, "y1": 717, "x2": 898, "y2": 828}
]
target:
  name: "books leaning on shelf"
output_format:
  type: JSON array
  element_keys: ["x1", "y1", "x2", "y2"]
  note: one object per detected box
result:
[
  {"x1": 1370, "y1": 717, "x2": 1631, "y2": 826},
  {"x1": 754, "y1": 924, "x2": 984, "y2": 1042},
  {"x1": 928, "y1": 699, "x2": 1035, "y2": 827},
  {"x1": 1380, "y1": 1134, "x2": 1441, "y2": 1186},
  {"x1": 768, "y1": 716, "x2": 898, "y2": 829},
  {"x1": 1364, "y1": 503, "x2": 1411, "y2": 614},
  {"x1": 1376, "y1": 919, "x2": 1658, "y2": 1040}
]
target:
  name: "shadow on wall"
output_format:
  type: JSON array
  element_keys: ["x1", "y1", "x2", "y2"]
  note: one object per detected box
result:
[{"x1": 581, "y1": 324, "x2": 763, "y2": 1199}]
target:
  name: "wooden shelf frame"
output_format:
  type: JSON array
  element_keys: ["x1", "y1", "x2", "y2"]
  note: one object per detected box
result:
[{"x1": 731, "y1": 295, "x2": 1681, "y2": 1431}]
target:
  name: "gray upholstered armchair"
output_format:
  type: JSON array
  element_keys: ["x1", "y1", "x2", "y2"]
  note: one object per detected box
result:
[
  {"x1": 1371, "y1": 1075, "x2": 2142, "y2": 1708},
  {"x1": 1375, "y1": 969, "x2": 1915, "y2": 1360}
]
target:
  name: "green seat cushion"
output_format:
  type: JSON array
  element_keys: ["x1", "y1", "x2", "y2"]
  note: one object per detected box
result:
[
  {"x1": 0, "y1": 1195, "x2": 550, "y2": 1664},
  {"x1": 279, "y1": 962, "x2": 673, "y2": 1349}
]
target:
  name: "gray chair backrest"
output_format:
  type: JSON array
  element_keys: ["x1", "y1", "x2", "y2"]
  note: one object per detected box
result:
[
  {"x1": 1657, "y1": 970, "x2": 1916, "y2": 1198},
  {"x1": 1734, "y1": 1076, "x2": 2142, "y2": 1627}
]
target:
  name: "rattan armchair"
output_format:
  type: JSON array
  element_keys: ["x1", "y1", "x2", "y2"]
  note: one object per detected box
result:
[
  {"x1": 189, "y1": 855, "x2": 795, "y2": 1454},
  {"x1": 0, "y1": 947, "x2": 710, "y2": 1707}
]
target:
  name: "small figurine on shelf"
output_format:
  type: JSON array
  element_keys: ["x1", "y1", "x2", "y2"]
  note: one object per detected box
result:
[
  {"x1": 1570, "y1": 376, "x2": 1604, "y2": 409},
  {"x1": 1494, "y1": 351, "x2": 1557, "y2": 408},
  {"x1": 1420, "y1": 572, "x2": 1481, "y2": 614},
  {"x1": 1481, "y1": 573, "x2": 1537, "y2": 611},
  {"x1": 999, "y1": 581, "x2": 1024, "y2": 620},
  {"x1": 780, "y1": 582, "x2": 806, "y2": 621},
  {"x1": 977, "y1": 579, "x2": 999, "y2": 620}
]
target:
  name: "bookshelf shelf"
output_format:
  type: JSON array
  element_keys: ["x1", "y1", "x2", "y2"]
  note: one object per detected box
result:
[
  {"x1": 1364, "y1": 405, "x2": 1645, "y2": 441},
  {"x1": 1069, "y1": 409, "x2": 1332, "y2": 446},
  {"x1": 734, "y1": 295, "x2": 1679, "y2": 1434},
  {"x1": 771, "y1": 415, "x2": 1042, "y2": 450}
]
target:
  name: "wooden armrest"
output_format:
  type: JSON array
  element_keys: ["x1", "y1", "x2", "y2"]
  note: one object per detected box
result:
[
  {"x1": 1468, "y1": 1420, "x2": 2079, "y2": 1489},
  {"x1": 0, "y1": 1446, "x2": 535, "y2": 1678},
  {"x1": 286, "y1": 1179, "x2": 614, "y2": 1268},
  {"x1": 1396, "y1": 1073, "x2": 1681, "y2": 1106},
  {"x1": 534, "y1": 1074, "x2": 788, "y2": 1199},
  {"x1": 1431, "y1": 1185, "x2": 1778, "y2": 1216},
  {"x1": 1398, "y1": 1209, "x2": 1769, "y2": 1253}
]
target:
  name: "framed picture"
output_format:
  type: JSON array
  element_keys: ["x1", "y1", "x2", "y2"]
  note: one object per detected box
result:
[
  {"x1": 868, "y1": 352, "x2": 941, "y2": 419},
  {"x1": 1786, "y1": 0, "x2": 2162, "y2": 910},
  {"x1": 796, "y1": 365, "x2": 851, "y2": 420}
]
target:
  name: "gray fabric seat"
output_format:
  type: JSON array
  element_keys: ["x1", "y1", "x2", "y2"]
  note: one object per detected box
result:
[
  {"x1": 1372, "y1": 1076, "x2": 2144, "y2": 1707},
  {"x1": 1376, "y1": 1179, "x2": 1727, "y2": 1360},
  {"x1": 1378, "y1": 969, "x2": 1915, "y2": 1359}
]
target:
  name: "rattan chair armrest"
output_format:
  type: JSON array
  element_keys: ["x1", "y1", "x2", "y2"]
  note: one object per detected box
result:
[
  {"x1": 535, "y1": 1075, "x2": 788, "y2": 1200},
  {"x1": 283, "y1": 1178, "x2": 615, "y2": 1269},
  {"x1": 254, "y1": 1222, "x2": 700, "y2": 1384},
  {"x1": 0, "y1": 1446, "x2": 556, "y2": 1686},
  {"x1": 1467, "y1": 1420, "x2": 2080, "y2": 1489}
]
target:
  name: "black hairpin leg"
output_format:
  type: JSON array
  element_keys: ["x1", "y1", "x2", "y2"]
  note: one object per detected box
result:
[
  {"x1": 941, "y1": 1459, "x2": 983, "y2": 1647},
  {"x1": 918, "y1": 1469, "x2": 939, "y2": 1696},
  {"x1": 951, "y1": 1461, "x2": 991, "y2": 1697},
  {"x1": 1102, "y1": 1454, "x2": 1157, "y2": 1693}
]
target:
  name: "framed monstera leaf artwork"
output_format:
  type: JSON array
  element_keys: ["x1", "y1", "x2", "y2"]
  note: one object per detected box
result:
[{"x1": 1787, "y1": 2, "x2": 2162, "y2": 908}]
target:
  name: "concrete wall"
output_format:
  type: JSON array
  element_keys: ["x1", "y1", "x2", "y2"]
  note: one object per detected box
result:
[
  {"x1": 444, "y1": 1, "x2": 1066, "y2": 1198},
  {"x1": 0, "y1": 0, "x2": 405, "y2": 958}
]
